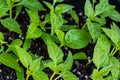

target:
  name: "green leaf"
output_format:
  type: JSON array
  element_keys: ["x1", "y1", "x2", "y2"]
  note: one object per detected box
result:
[
  {"x1": 109, "y1": 54, "x2": 120, "y2": 79},
  {"x1": 0, "y1": 53, "x2": 22, "y2": 72},
  {"x1": 41, "y1": 33, "x2": 63, "y2": 65},
  {"x1": 15, "y1": 5, "x2": 23, "y2": 19},
  {"x1": 29, "y1": 57, "x2": 42, "y2": 73},
  {"x1": 23, "y1": 39, "x2": 31, "y2": 51},
  {"x1": 61, "y1": 71, "x2": 78, "y2": 80},
  {"x1": 100, "y1": 65, "x2": 111, "y2": 77},
  {"x1": 60, "y1": 25, "x2": 76, "y2": 31},
  {"x1": 69, "y1": 10, "x2": 79, "y2": 24},
  {"x1": 51, "y1": 12, "x2": 63, "y2": 35},
  {"x1": 93, "y1": 34, "x2": 110, "y2": 69},
  {"x1": 15, "y1": 46, "x2": 32, "y2": 68},
  {"x1": 84, "y1": 0, "x2": 94, "y2": 18},
  {"x1": 58, "y1": 51, "x2": 73, "y2": 71},
  {"x1": 43, "y1": 1, "x2": 52, "y2": 9},
  {"x1": 95, "y1": 2, "x2": 114, "y2": 16},
  {"x1": 65, "y1": 29, "x2": 91, "y2": 49},
  {"x1": 15, "y1": 68, "x2": 25, "y2": 80},
  {"x1": 26, "y1": 23, "x2": 42, "y2": 39},
  {"x1": 87, "y1": 20, "x2": 101, "y2": 42},
  {"x1": 10, "y1": 39, "x2": 22, "y2": 46},
  {"x1": 55, "y1": 30, "x2": 65, "y2": 45},
  {"x1": 32, "y1": 71, "x2": 49, "y2": 80},
  {"x1": 1, "y1": 18, "x2": 21, "y2": 34},
  {"x1": 26, "y1": 9, "x2": 40, "y2": 23},
  {"x1": 109, "y1": 10, "x2": 120, "y2": 21},
  {"x1": 0, "y1": 0, "x2": 9, "y2": 18},
  {"x1": 0, "y1": 32, "x2": 4, "y2": 41},
  {"x1": 73, "y1": 52, "x2": 87, "y2": 60},
  {"x1": 55, "y1": 4, "x2": 73, "y2": 13},
  {"x1": 54, "y1": 0, "x2": 63, "y2": 3},
  {"x1": 103, "y1": 24, "x2": 120, "y2": 47},
  {"x1": 21, "y1": 0, "x2": 45, "y2": 11},
  {"x1": 92, "y1": 69, "x2": 104, "y2": 80}
]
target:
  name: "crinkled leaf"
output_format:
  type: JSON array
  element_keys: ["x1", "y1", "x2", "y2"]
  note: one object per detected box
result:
[
  {"x1": 87, "y1": 20, "x2": 101, "y2": 42},
  {"x1": 93, "y1": 34, "x2": 110, "y2": 69},
  {"x1": 65, "y1": 29, "x2": 91, "y2": 49},
  {"x1": 21, "y1": 0, "x2": 45, "y2": 11},
  {"x1": 0, "y1": 53, "x2": 22, "y2": 72},
  {"x1": 26, "y1": 9, "x2": 40, "y2": 23},
  {"x1": 61, "y1": 71, "x2": 78, "y2": 80},
  {"x1": 41, "y1": 33, "x2": 63, "y2": 65},
  {"x1": 84, "y1": 0, "x2": 94, "y2": 18},
  {"x1": 55, "y1": 4, "x2": 73, "y2": 13},
  {"x1": 32, "y1": 71, "x2": 49, "y2": 80},
  {"x1": 73, "y1": 52, "x2": 87, "y2": 60},
  {"x1": 29, "y1": 57, "x2": 42, "y2": 73},
  {"x1": 1, "y1": 18, "x2": 21, "y2": 34},
  {"x1": 26, "y1": 23, "x2": 42, "y2": 39},
  {"x1": 15, "y1": 46, "x2": 32, "y2": 68}
]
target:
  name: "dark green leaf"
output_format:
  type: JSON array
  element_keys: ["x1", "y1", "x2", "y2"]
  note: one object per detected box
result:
[
  {"x1": 26, "y1": 23, "x2": 42, "y2": 39},
  {"x1": 93, "y1": 34, "x2": 110, "y2": 69},
  {"x1": 61, "y1": 71, "x2": 78, "y2": 80},
  {"x1": 55, "y1": 4, "x2": 73, "y2": 13},
  {"x1": 21, "y1": 0, "x2": 45, "y2": 11},
  {"x1": 0, "y1": 53, "x2": 22, "y2": 72},
  {"x1": 1, "y1": 18, "x2": 21, "y2": 34},
  {"x1": 23, "y1": 39, "x2": 31, "y2": 51},
  {"x1": 65, "y1": 29, "x2": 91, "y2": 49},
  {"x1": 32, "y1": 71, "x2": 49, "y2": 80},
  {"x1": 15, "y1": 5, "x2": 23, "y2": 19},
  {"x1": 60, "y1": 25, "x2": 76, "y2": 31},
  {"x1": 73, "y1": 52, "x2": 87, "y2": 60},
  {"x1": 15, "y1": 46, "x2": 32, "y2": 68}
]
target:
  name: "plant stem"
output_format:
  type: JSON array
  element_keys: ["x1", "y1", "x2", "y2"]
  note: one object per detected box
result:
[
  {"x1": 54, "y1": 74, "x2": 62, "y2": 80},
  {"x1": 26, "y1": 75, "x2": 29, "y2": 80},
  {"x1": 10, "y1": 7, "x2": 12, "y2": 18},
  {"x1": 112, "y1": 48, "x2": 118, "y2": 56},
  {"x1": 50, "y1": 72, "x2": 56, "y2": 80}
]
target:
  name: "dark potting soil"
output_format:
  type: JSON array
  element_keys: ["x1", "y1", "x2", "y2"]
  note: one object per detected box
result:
[{"x1": 0, "y1": 0, "x2": 120, "y2": 80}]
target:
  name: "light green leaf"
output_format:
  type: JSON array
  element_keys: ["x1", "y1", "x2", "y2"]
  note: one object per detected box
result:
[
  {"x1": 93, "y1": 34, "x2": 110, "y2": 69},
  {"x1": 41, "y1": 33, "x2": 63, "y2": 65},
  {"x1": 69, "y1": 10, "x2": 79, "y2": 24},
  {"x1": 58, "y1": 51, "x2": 73, "y2": 71},
  {"x1": 61, "y1": 71, "x2": 78, "y2": 80},
  {"x1": 26, "y1": 9, "x2": 40, "y2": 23},
  {"x1": 87, "y1": 20, "x2": 101, "y2": 42},
  {"x1": 0, "y1": 0, "x2": 9, "y2": 18},
  {"x1": 43, "y1": 1, "x2": 52, "y2": 9},
  {"x1": 65, "y1": 29, "x2": 91, "y2": 49},
  {"x1": 1, "y1": 18, "x2": 21, "y2": 34},
  {"x1": 21, "y1": 0, "x2": 45, "y2": 11},
  {"x1": 109, "y1": 54, "x2": 120, "y2": 79},
  {"x1": 100, "y1": 66, "x2": 111, "y2": 76},
  {"x1": 15, "y1": 46, "x2": 32, "y2": 68},
  {"x1": 54, "y1": 0, "x2": 63, "y2": 3},
  {"x1": 55, "y1": 30, "x2": 65, "y2": 45},
  {"x1": 23, "y1": 39, "x2": 31, "y2": 51},
  {"x1": 15, "y1": 68, "x2": 25, "y2": 80},
  {"x1": 10, "y1": 39, "x2": 22, "y2": 46},
  {"x1": 0, "y1": 53, "x2": 22, "y2": 72},
  {"x1": 29, "y1": 57, "x2": 42, "y2": 73},
  {"x1": 26, "y1": 23, "x2": 42, "y2": 39},
  {"x1": 73, "y1": 52, "x2": 87, "y2": 60},
  {"x1": 55, "y1": 4, "x2": 73, "y2": 13},
  {"x1": 0, "y1": 32, "x2": 4, "y2": 41},
  {"x1": 32, "y1": 71, "x2": 49, "y2": 80},
  {"x1": 109, "y1": 10, "x2": 120, "y2": 21},
  {"x1": 92, "y1": 69, "x2": 104, "y2": 80},
  {"x1": 84, "y1": 0, "x2": 94, "y2": 18}
]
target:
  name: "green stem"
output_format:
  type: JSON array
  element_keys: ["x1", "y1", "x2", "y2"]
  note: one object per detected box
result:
[
  {"x1": 10, "y1": 6, "x2": 13, "y2": 18},
  {"x1": 54, "y1": 74, "x2": 62, "y2": 80},
  {"x1": 26, "y1": 75, "x2": 30, "y2": 80},
  {"x1": 112, "y1": 48, "x2": 118, "y2": 56},
  {"x1": 86, "y1": 59, "x2": 93, "y2": 67},
  {"x1": 50, "y1": 72, "x2": 56, "y2": 80}
]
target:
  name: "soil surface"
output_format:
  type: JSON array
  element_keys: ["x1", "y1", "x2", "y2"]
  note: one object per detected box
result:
[{"x1": 0, "y1": 0, "x2": 120, "y2": 80}]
